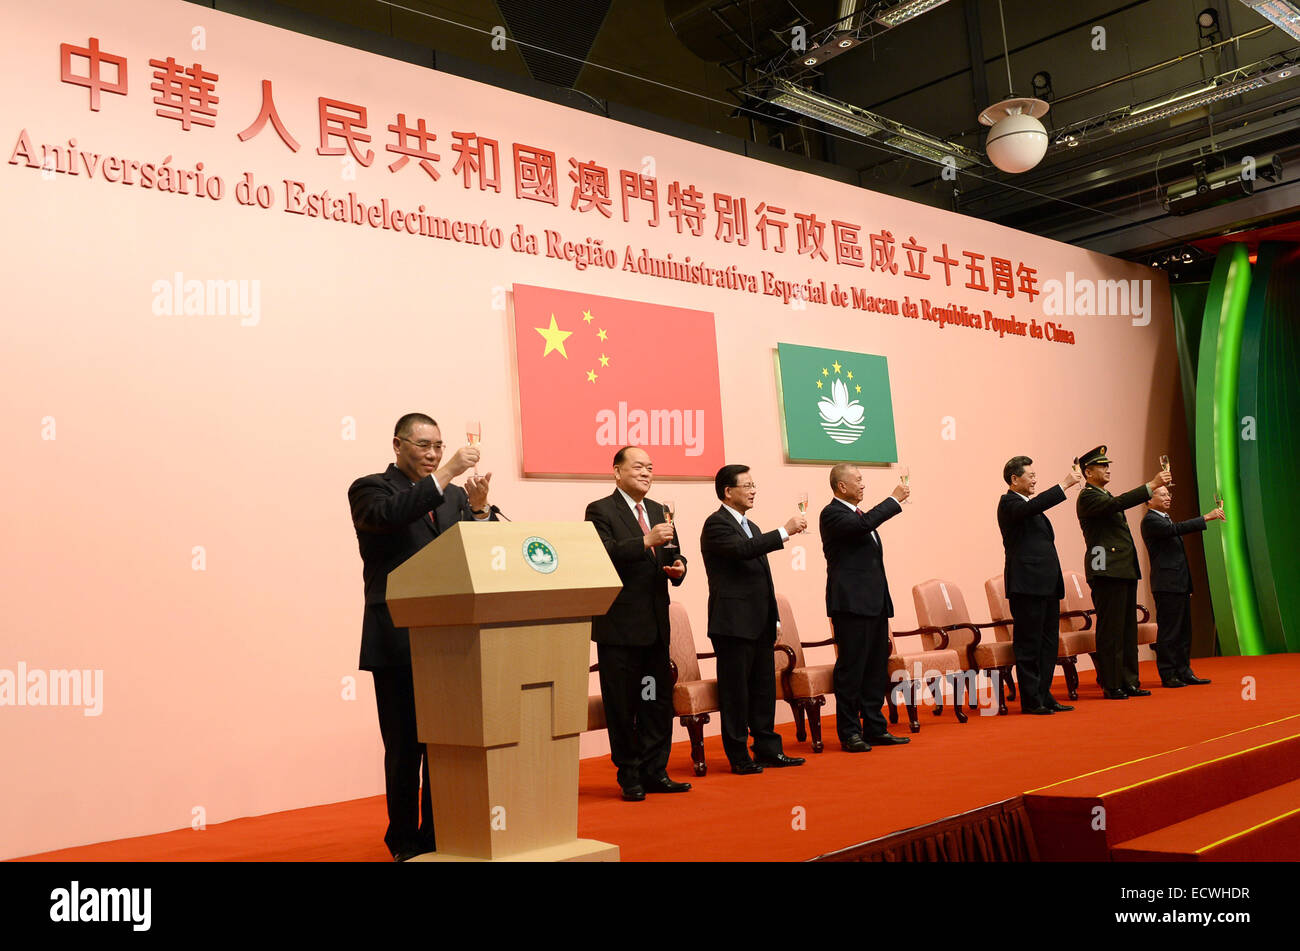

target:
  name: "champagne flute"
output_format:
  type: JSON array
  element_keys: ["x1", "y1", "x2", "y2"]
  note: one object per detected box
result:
[
  {"x1": 900, "y1": 465, "x2": 911, "y2": 503},
  {"x1": 466, "y1": 420, "x2": 481, "y2": 475},
  {"x1": 1159, "y1": 453, "x2": 1173, "y2": 487},
  {"x1": 797, "y1": 492, "x2": 809, "y2": 514},
  {"x1": 661, "y1": 500, "x2": 678, "y2": 550},
  {"x1": 1215, "y1": 490, "x2": 1224, "y2": 516}
]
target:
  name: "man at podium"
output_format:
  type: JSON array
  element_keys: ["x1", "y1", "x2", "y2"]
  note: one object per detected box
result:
[
  {"x1": 585, "y1": 446, "x2": 692, "y2": 802},
  {"x1": 348, "y1": 413, "x2": 486, "y2": 862}
]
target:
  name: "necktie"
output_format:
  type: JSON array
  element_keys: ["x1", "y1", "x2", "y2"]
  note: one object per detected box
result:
[
  {"x1": 741, "y1": 517, "x2": 753, "y2": 538},
  {"x1": 636, "y1": 503, "x2": 652, "y2": 536}
]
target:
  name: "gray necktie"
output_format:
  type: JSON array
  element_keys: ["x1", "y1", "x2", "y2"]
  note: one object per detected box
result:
[{"x1": 741, "y1": 517, "x2": 753, "y2": 538}]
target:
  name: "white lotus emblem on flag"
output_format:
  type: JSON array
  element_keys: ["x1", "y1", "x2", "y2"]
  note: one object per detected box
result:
[{"x1": 817, "y1": 377, "x2": 866, "y2": 445}]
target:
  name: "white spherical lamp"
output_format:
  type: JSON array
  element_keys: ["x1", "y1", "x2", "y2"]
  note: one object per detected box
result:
[{"x1": 979, "y1": 98, "x2": 1051, "y2": 174}]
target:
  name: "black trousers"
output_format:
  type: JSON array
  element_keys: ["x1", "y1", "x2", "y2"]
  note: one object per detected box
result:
[
  {"x1": 1008, "y1": 593, "x2": 1060, "y2": 710},
  {"x1": 1089, "y1": 578, "x2": 1140, "y2": 691},
  {"x1": 712, "y1": 635, "x2": 783, "y2": 766},
  {"x1": 372, "y1": 667, "x2": 434, "y2": 857},
  {"x1": 1153, "y1": 590, "x2": 1194, "y2": 681},
  {"x1": 830, "y1": 612, "x2": 892, "y2": 740},
  {"x1": 596, "y1": 640, "x2": 674, "y2": 789}
]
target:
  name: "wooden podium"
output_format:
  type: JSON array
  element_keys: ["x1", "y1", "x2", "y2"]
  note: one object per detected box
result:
[{"x1": 386, "y1": 521, "x2": 622, "y2": 862}]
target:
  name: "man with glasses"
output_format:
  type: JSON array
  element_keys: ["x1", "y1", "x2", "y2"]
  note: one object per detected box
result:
[
  {"x1": 585, "y1": 446, "x2": 690, "y2": 802},
  {"x1": 700, "y1": 464, "x2": 807, "y2": 774},
  {"x1": 348, "y1": 412, "x2": 485, "y2": 861}
]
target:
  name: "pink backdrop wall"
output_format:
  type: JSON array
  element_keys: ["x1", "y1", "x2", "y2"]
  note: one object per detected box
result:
[{"x1": 0, "y1": 0, "x2": 1188, "y2": 858}]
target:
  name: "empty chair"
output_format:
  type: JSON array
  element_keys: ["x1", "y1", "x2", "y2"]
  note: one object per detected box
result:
[
  {"x1": 665, "y1": 602, "x2": 717, "y2": 776},
  {"x1": 886, "y1": 621, "x2": 967, "y2": 732},
  {"x1": 773, "y1": 595, "x2": 833, "y2": 752},
  {"x1": 912, "y1": 578, "x2": 1017, "y2": 716}
]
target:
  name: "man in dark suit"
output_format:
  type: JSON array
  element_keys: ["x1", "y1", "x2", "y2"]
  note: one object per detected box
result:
[
  {"x1": 998, "y1": 455, "x2": 1082, "y2": 715},
  {"x1": 821, "y1": 463, "x2": 911, "y2": 752},
  {"x1": 699, "y1": 464, "x2": 807, "y2": 774},
  {"x1": 584, "y1": 446, "x2": 691, "y2": 802},
  {"x1": 348, "y1": 412, "x2": 487, "y2": 861},
  {"x1": 1075, "y1": 445, "x2": 1171, "y2": 699},
  {"x1": 1141, "y1": 485, "x2": 1223, "y2": 687}
]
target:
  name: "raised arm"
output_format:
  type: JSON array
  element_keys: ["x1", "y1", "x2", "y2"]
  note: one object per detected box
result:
[
  {"x1": 349, "y1": 475, "x2": 445, "y2": 533},
  {"x1": 700, "y1": 515, "x2": 785, "y2": 561}
]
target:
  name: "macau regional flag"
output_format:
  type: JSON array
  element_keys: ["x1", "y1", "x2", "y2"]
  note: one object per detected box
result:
[
  {"x1": 512, "y1": 284, "x2": 725, "y2": 477},
  {"x1": 774, "y1": 342, "x2": 897, "y2": 463}
]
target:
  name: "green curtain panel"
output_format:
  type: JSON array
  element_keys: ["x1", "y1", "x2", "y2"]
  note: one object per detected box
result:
[
  {"x1": 1237, "y1": 243, "x2": 1300, "y2": 653},
  {"x1": 1194, "y1": 244, "x2": 1264, "y2": 655}
]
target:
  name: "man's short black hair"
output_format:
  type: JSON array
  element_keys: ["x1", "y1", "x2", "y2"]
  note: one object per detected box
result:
[
  {"x1": 715, "y1": 464, "x2": 750, "y2": 501},
  {"x1": 612, "y1": 446, "x2": 638, "y2": 467},
  {"x1": 1003, "y1": 455, "x2": 1033, "y2": 485},
  {"x1": 394, "y1": 413, "x2": 438, "y2": 438}
]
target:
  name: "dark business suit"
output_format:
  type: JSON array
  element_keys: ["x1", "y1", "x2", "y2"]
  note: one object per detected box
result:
[
  {"x1": 348, "y1": 463, "x2": 493, "y2": 857},
  {"x1": 1077, "y1": 482, "x2": 1151, "y2": 691},
  {"x1": 821, "y1": 496, "x2": 902, "y2": 741},
  {"x1": 1140, "y1": 510, "x2": 1206, "y2": 682},
  {"x1": 699, "y1": 506, "x2": 786, "y2": 766},
  {"x1": 585, "y1": 490, "x2": 686, "y2": 789},
  {"x1": 998, "y1": 485, "x2": 1067, "y2": 710}
]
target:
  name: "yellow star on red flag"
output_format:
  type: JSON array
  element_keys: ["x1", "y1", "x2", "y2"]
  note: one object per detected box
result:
[{"x1": 535, "y1": 314, "x2": 572, "y2": 358}]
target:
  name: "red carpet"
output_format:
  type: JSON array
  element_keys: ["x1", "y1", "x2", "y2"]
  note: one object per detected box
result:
[{"x1": 15, "y1": 655, "x2": 1300, "y2": 862}]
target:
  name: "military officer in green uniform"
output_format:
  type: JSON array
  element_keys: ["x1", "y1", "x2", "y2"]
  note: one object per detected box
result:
[{"x1": 1075, "y1": 445, "x2": 1172, "y2": 699}]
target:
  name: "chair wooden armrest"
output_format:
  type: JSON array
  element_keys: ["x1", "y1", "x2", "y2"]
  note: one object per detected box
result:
[
  {"x1": 1136, "y1": 603, "x2": 1151, "y2": 622},
  {"x1": 891, "y1": 624, "x2": 953, "y2": 651},
  {"x1": 774, "y1": 644, "x2": 797, "y2": 673},
  {"x1": 697, "y1": 651, "x2": 717, "y2": 661},
  {"x1": 589, "y1": 663, "x2": 600, "y2": 672},
  {"x1": 799, "y1": 636, "x2": 836, "y2": 649},
  {"x1": 1058, "y1": 609, "x2": 1094, "y2": 631},
  {"x1": 668, "y1": 659, "x2": 679, "y2": 687}
]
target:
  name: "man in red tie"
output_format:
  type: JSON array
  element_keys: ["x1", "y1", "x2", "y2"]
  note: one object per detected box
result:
[
  {"x1": 585, "y1": 446, "x2": 690, "y2": 801},
  {"x1": 820, "y1": 463, "x2": 910, "y2": 752},
  {"x1": 348, "y1": 413, "x2": 484, "y2": 861}
]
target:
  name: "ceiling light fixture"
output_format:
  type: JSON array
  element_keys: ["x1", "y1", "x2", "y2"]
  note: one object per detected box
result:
[
  {"x1": 1109, "y1": 76, "x2": 1270, "y2": 131},
  {"x1": 978, "y1": 1, "x2": 1050, "y2": 173},
  {"x1": 874, "y1": 0, "x2": 953, "y2": 27},
  {"x1": 768, "y1": 79, "x2": 885, "y2": 135},
  {"x1": 882, "y1": 135, "x2": 978, "y2": 167},
  {"x1": 1236, "y1": 0, "x2": 1300, "y2": 41}
]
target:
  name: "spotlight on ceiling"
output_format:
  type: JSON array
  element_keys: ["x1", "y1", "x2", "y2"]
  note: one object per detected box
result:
[{"x1": 1198, "y1": 7, "x2": 1220, "y2": 28}]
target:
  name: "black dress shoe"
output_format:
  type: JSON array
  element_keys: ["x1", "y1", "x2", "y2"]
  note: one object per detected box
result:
[
  {"x1": 621, "y1": 784, "x2": 646, "y2": 801},
  {"x1": 643, "y1": 775, "x2": 692, "y2": 793},
  {"x1": 840, "y1": 736, "x2": 871, "y2": 752},
  {"x1": 730, "y1": 761, "x2": 764, "y2": 775},
  {"x1": 1102, "y1": 688, "x2": 1129, "y2": 700},
  {"x1": 1180, "y1": 672, "x2": 1211, "y2": 685},
  {"x1": 753, "y1": 752, "x2": 806, "y2": 767},
  {"x1": 393, "y1": 849, "x2": 422, "y2": 862},
  {"x1": 1161, "y1": 677, "x2": 1187, "y2": 688},
  {"x1": 866, "y1": 733, "x2": 910, "y2": 745},
  {"x1": 1046, "y1": 701, "x2": 1075, "y2": 712},
  {"x1": 1125, "y1": 686, "x2": 1152, "y2": 697},
  {"x1": 1023, "y1": 706, "x2": 1055, "y2": 715}
]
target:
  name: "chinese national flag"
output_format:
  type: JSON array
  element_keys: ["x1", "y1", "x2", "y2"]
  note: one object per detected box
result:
[{"x1": 511, "y1": 284, "x2": 725, "y2": 477}]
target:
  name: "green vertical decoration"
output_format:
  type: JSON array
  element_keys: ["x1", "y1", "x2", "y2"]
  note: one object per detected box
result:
[
  {"x1": 1170, "y1": 283, "x2": 1208, "y2": 452},
  {"x1": 1194, "y1": 244, "x2": 1265, "y2": 655},
  {"x1": 1238, "y1": 242, "x2": 1300, "y2": 653}
]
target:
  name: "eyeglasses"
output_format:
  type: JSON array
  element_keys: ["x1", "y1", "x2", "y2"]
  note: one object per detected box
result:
[
  {"x1": 400, "y1": 437, "x2": 444, "y2": 452},
  {"x1": 734, "y1": 482, "x2": 757, "y2": 491}
]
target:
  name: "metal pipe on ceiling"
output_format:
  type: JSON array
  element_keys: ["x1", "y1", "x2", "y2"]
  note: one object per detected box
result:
[{"x1": 1051, "y1": 24, "x2": 1273, "y2": 106}]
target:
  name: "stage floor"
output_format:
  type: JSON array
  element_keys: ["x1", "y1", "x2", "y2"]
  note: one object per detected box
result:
[{"x1": 16, "y1": 655, "x2": 1299, "y2": 862}]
